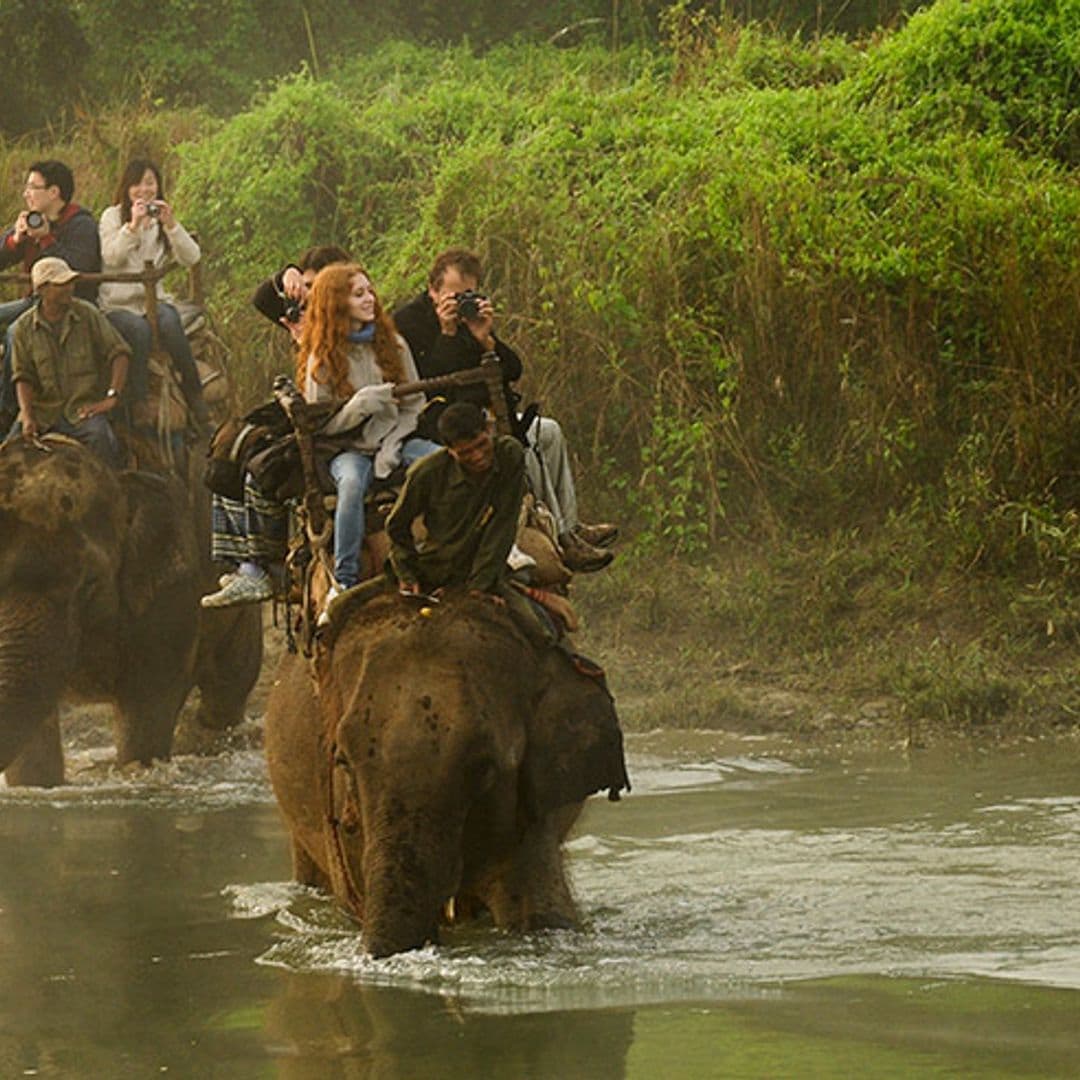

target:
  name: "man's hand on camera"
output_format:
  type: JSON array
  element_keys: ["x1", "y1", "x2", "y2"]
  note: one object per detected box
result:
[
  {"x1": 23, "y1": 211, "x2": 49, "y2": 241},
  {"x1": 435, "y1": 292, "x2": 461, "y2": 336},
  {"x1": 463, "y1": 297, "x2": 496, "y2": 351},
  {"x1": 18, "y1": 411, "x2": 39, "y2": 439}
]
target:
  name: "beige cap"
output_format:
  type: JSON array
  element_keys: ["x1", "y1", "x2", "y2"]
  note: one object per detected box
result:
[{"x1": 31, "y1": 256, "x2": 78, "y2": 290}]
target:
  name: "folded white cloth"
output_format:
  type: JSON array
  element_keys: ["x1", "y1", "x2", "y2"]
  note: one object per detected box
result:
[
  {"x1": 507, "y1": 543, "x2": 537, "y2": 571},
  {"x1": 318, "y1": 384, "x2": 412, "y2": 479}
]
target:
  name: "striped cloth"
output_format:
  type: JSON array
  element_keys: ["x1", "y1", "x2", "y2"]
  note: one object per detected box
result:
[{"x1": 210, "y1": 476, "x2": 289, "y2": 566}]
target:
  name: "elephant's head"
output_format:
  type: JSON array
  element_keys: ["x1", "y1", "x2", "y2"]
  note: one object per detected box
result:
[
  {"x1": 311, "y1": 592, "x2": 629, "y2": 957},
  {"x1": 0, "y1": 439, "x2": 125, "y2": 769}
]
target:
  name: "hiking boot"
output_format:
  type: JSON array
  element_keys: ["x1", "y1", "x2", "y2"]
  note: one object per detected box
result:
[
  {"x1": 559, "y1": 530, "x2": 614, "y2": 574},
  {"x1": 201, "y1": 570, "x2": 274, "y2": 608},
  {"x1": 573, "y1": 522, "x2": 619, "y2": 549}
]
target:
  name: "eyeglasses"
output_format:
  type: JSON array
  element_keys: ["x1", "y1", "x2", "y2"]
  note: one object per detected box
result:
[{"x1": 22, "y1": 183, "x2": 48, "y2": 192}]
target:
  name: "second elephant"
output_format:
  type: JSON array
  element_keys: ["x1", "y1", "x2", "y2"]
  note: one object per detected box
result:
[{"x1": 0, "y1": 437, "x2": 261, "y2": 786}]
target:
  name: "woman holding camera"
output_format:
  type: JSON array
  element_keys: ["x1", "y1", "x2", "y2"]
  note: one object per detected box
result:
[{"x1": 98, "y1": 158, "x2": 209, "y2": 430}]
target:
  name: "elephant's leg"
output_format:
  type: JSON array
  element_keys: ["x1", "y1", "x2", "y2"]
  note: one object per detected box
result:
[
  {"x1": 114, "y1": 588, "x2": 200, "y2": 765},
  {"x1": 4, "y1": 711, "x2": 64, "y2": 788},
  {"x1": 114, "y1": 655, "x2": 195, "y2": 766},
  {"x1": 478, "y1": 809, "x2": 581, "y2": 931},
  {"x1": 113, "y1": 681, "x2": 191, "y2": 766},
  {"x1": 291, "y1": 835, "x2": 331, "y2": 891},
  {"x1": 194, "y1": 606, "x2": 263, "y2": 731}
]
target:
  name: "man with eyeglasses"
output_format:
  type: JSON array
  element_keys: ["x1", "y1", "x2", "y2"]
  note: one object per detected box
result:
[{"x1": 0, "y1": 160, "x2": 101, "y2": 429}]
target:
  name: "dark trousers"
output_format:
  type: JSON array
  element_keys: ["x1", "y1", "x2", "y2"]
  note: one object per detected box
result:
[{"x1": 5, "y1": 413, "x2": 121, "y2": 468}]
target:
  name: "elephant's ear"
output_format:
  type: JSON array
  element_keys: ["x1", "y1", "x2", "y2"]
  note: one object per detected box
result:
[
  {"x1": 119, "y1": 472, "x2": 198, "y2": 619},
  {"x1": 520, "y1": 650, "x2": 631, "y2": 822}
]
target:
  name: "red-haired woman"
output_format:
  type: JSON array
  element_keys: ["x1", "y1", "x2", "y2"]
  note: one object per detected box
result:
[{"x1": 297, "y1": 262, "x2": 439, "y2": 590}]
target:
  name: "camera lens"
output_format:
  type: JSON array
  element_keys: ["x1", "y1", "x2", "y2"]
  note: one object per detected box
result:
[
  {"x1": 455, "y1": 290, "x2": 484, "y2": 321},
  {"x1": 25, "y1": 211, "x2": 44, "y2": 230},
  {"x1": 146, "y1": 203, "x2": 160, "y2": 219}
]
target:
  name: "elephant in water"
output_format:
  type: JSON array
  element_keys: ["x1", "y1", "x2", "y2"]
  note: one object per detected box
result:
[
  {"x1": 265, "y1": 591, "x2": 630, "y2": 958},
  {"x1": 0, "y1": 437, "x2": 261, "y2": 786}
]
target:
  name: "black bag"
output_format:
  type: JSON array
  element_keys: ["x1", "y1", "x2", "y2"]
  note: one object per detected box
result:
[{"x1": 203, "y1": 400, "x2": 290, "y2": 501}]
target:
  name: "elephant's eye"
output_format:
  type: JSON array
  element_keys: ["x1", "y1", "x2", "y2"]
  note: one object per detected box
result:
[{"x1": 333, "y1": 750, "x2": 350, "y2": 769}]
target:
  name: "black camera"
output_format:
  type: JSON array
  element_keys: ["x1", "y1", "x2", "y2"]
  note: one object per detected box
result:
[
  {"x1": 25, "y1": 211, "x2": 45, "y2": 230},
  {"x1": 282, "y1": 298, "x2": 303, "y2": 323},
  {"x1": 145, "y1": 202, "x2": 161, "y2": 219},
  {"x1": 455, "y1": 289, "x2": 486, "y2": 321}
]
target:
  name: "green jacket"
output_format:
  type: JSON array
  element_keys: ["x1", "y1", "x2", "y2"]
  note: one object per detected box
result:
[
  {"x1": 10, "y1": 298, "x2": 128, "y2": 427},
  {"x1": 387, "y1": 435, "x2": 525, "y2": 594}
]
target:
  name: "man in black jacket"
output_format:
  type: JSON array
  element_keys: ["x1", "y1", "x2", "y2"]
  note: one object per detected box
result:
[
  {"x1": 0, "y1": 160, "x2": 102, "y2": 428},
  {"x1": 393, "y1": 248, "x2": 617, "y2": 574}
]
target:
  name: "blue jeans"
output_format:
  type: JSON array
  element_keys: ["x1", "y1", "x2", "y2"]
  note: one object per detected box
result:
[
  {"x1": 6, "y1": 413, "x2": 120, "y2": 468},
  {"x1": 106, "y1": 304, "x2": 205, "y2": 416},
  {"x1": 0, "y1": 297, "x2": 36, "y2": 418},
  {"x1": 330, "y1": 437, "x2": 441, "y2": 587}
]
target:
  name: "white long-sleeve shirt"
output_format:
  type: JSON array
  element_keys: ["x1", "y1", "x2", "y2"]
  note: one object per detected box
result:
[{"x1": 97, "y1": 203, "x2": 200, "y2": 314}]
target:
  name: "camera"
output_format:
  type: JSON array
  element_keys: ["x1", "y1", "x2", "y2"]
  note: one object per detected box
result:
[
  {"x1": 25, "y1": 211, "x2": 45, "y2": 230},
  {"x1": 145, "y1": 202, "x2": 161, "y2": 219},
  {"x1": 455, "y1": 289, "x2": 486, "y2": 321},
  {"x1": 281, "y1": 298, "x2": 303, "y2": 323}
]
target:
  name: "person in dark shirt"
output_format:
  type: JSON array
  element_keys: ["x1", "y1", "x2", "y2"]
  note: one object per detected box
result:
[
  {"x1": 251, "y1": 244, "x2": 350, "y2": 342},
  {"x1": 392, "y1": 248, "x2": 617, "y2": 574},
  {"x1": 0, "y1": 160, "x2": 102, "y2": 428},
  {"x1": 387, "y1": 401, "x2": 525, "y2": 599}
]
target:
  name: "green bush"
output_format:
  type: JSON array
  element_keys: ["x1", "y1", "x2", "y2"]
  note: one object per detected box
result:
[
  {"x1": 164, "y1": 5, "x2": 1080, "y2": 560},
  {"x1": 846, "y1": 0, "x2": 1080, "y2": 164}
]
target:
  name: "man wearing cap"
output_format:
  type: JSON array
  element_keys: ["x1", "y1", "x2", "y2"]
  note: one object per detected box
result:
[{"x1": 5, "y1": 257, "x2": 129, "y2": 467}]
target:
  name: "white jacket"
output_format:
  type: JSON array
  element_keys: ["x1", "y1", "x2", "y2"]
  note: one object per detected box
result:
[{"x1": 97, "y1": 204, "x2": 201, "y2": 314}]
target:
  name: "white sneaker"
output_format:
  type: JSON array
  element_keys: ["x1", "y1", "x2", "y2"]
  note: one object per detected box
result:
[
  {"x1": 316, "y1": 582, "x2": 343, "y2": 628},
  {"x1": 201, "y1": 571, "x2": 274, "y2": 608}
]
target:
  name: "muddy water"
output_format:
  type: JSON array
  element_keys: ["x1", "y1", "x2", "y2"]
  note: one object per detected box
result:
[{"x1": 2, "y1": 725, "x2": 1079, "y2": 1077}]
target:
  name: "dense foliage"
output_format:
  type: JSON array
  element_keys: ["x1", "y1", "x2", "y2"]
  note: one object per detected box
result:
[
  {"x1": 1, "y1": 1, "x2": 921, "y2": 135},
  {"x1": 2, "y1": 0, "x2": 1077, "y2": 595},
  {"x1": 167, "y1": 1, "x2": 1080, "y2": 574}
]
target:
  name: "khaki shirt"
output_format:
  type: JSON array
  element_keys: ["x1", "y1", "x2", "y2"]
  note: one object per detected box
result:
[
  {"x1": 386, "y1": 436, "x2": 526, "y2": 594},
  {"x1": 10, "y1": 298, "x2": 129, "y2": 428}
]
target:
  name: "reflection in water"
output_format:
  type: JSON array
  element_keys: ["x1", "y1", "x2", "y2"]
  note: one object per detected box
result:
[
  {"x1": 2, "y1": 731, "x2": 1080, "y2": 1076},
  {"x1": 264, "y1": 975, "x2": 633, "y2": 1078}
]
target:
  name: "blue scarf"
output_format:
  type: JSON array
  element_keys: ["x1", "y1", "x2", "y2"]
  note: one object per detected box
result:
[{"x1": 348, "y1": 324, "x2": 376, "y2": 344}]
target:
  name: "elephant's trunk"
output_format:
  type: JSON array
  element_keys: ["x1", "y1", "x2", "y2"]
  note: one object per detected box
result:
[
  {"x1": 0, "y1": 595, "x2": 73, "y2": 772},
  {"x1": 357, "y1": 810, "x2": 464, "y2": 958}
]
